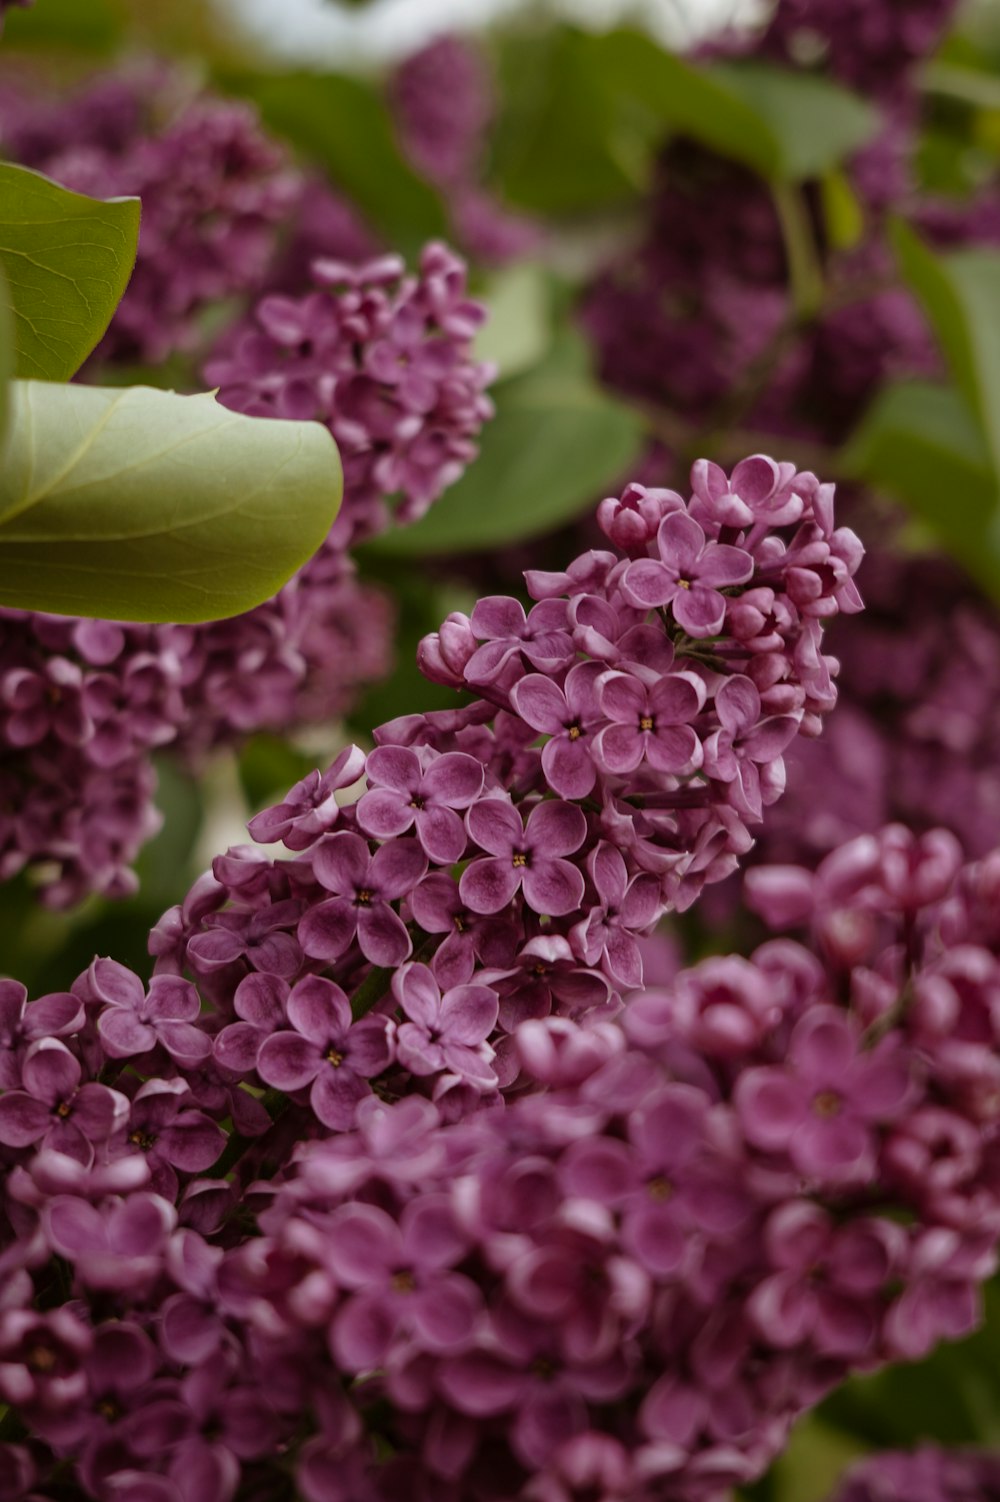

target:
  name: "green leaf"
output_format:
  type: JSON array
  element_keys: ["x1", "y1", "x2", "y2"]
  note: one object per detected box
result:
[
  {"x1": 364, "y1": 330, "x2": 644, "y2": 557},
  {"x1": 473, "y1": 263, "x2": 553, "y2": 381},
  {"x1": 2, "y1": 0, "x2": 124, "y2": 49},
  {"x1": 596, "y1": 32, "x2": 878, "y2": 182},
  {"x1": 843, "y1": 379, "x2": 1000, "y2": 595},
  {"x1": 490, "y1": 27, "x2": 653, "y2": 214},
  {"x1": 218, "y1": 71, "x2": 446, "y2": 255},
  {"x1": 893, "y1": 219, "x2": 1000, "y2": 473},
  {"x1": 0, "y1": 163, "x2": 140, "y2": 381},
  {"x1": 0, "y1": 262, "x2": 12, "y2": 449},
  {"x1": 0, "y1": 382, "x2": 342, "y2": 622}
]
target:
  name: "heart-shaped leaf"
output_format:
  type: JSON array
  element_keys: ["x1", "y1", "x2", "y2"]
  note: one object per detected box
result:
[
  {"x1": 0, "y1": 382, "x2": 342, "y2": 622},
  {"x1": 0, "y1": 163, "x2": 140, "y2": 381}
]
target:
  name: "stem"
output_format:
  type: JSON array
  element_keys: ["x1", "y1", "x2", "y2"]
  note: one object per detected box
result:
[
  {"x1": 771, "y1": 181, "x2": 825, "y2": 322},
  {"x1": 350, "y1": 964, "x2": 393, "y2": 1021}
]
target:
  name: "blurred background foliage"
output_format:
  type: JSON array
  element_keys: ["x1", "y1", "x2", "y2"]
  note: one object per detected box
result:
[{"x1": 6, "y1": 1, "x2": 1000, "y2": 1494}]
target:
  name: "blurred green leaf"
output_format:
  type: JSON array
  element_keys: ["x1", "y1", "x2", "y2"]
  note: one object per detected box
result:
[
  {"x1": 893, "y1": 221, "x2": 1000, "y2": 473},
  {"x1": 596, "y1": 32, "x2": 878, "y2": 182},
  {"x1": 844, "y1": 379, "x2": 1000, "y2": 594},
  {"x1": 0, "y1": 262, "x2": 11, "y2": 449},
  {"x1": 219, "y1": 71, "x2": 446, "y2": 255},
  {"x1": 821, "y1": 1282, "x2": 1000, "y2": 1449},
  {"x1": 0, "y1": 164, "x2": 140, "y2": 381},
  {"x1": 0, "y1": 382, "x2": 342, "y2": 622},
  {"x1": 490, "y1": 26, "x2": 654, "y2": 214},
  {"x1": 1, "y1": 0, "x2": 124, "y2": 49},
  {"x1": 364, "y1": 329, "x2": 643, "y2": 556},
  {"x1": 474, "y1": 263, "x2": 553, "y2": 380},
  {"x1": 821, "y1": 169, "x2": 866, "y2": 250}
]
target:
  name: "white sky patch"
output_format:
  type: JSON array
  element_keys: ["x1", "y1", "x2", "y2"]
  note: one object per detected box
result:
[{"x1": 212, "y1": 0, "x2": 766, "y2": 70}]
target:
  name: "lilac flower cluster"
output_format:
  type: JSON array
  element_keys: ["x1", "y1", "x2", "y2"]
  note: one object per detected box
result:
[
  {"x1": 206, "y1": 241, "x2": 495, "y2": 546},
  {"x1": 759, "y1": 0, "x2": 961, "y2": 99},
  {"x1": 389, "y1": 35, "x2": 540, "y2": 266},
  {"x1": 825, "y1": 1448, "x2": 1000, "y2": 1501},
  {"x1": 0, "y1": 68, "x2": 300, "y2": 366},
  {"x1": 7, "y1": 806, "x2": 1000, "y2": 1497},
  {"x1": 0, "y1": 236, "x2": 494, "y2": 901},
  {"x1": 752, "y1": 544, "x2": 1000, "y2": 866}
]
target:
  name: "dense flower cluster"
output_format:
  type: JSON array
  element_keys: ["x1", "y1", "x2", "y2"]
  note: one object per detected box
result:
[
  {"x1": 0, "y1": 68, "x2": 300, "y2": 366},
  {"x1": 8, "y1": 790, "x2": 1000, "y2": 1496},
  {"x1": 752, "y1": 545, "x2": 1000, "y2": 865},
  {"x1": 758, "y1": 0, "x2": 961, "y2": 99},
  {"x1": 0, "y1": 238, "x2": 492, "y2": 902},
  {"x1": 206, "y1": 242, "x2": 495, "y2": 547},
  {"x1": 825, "y1": 1448, "x2": 1000, "y2": 1501}
]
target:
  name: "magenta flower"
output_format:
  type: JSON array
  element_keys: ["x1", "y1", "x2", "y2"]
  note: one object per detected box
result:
[
  {"x1": 0, "y1": 979, "x2": 82, "y2": 1089},
  {"x1": 702, "y1": 676, "x2": 801, "y2": 819},
  {"x1": 736, "y1": 1007, "x2": 914, "y2": 1184},
  {"x1": 247, "y1": 744, "x2": 367, "y2": 851},
  {"x1": 89, "y1": 960, "x2": 211, "y2": 1064},
  {"x1": 593, "y1": 670, "x2": 704, "y2": 776},
  {"x1": 0, "y1": 1039, "x2": 127, "y2": 1161},
  {"x1": 42, "y1": 1192, "x2": 176, "y2": 1292},
  {"x1": 357, "y1": 746, "x2": 483, "y2": 864},
  {"x1": 408, "y1": 872, "x2": 520, "y2": 988},
  {"x1": 213, "y1": 973, "x2": 289, "y2": 1076},
  {"x1": 298, "y1": 832, "x2": 427, "y2": 966},
  {"x1": 392, "y1": 962, "x2": 498, "y2": 1088},
  {"x1": 572, "y1": 842, "x2": 660, "y2": 989},
  {"x1": 185, "y1": 899, "x2": 303, "y2": 979},
  {"x1": 116, "y1": 1080, "x2": 226, "y2": 1201},
  {"x1": 510, "y1": 663, "x2": 605, "y2": 799},
  {"x1": 464, "y1": 597, "x2": 574, "y2": 685},
  {"x1": 460, "y1": 797, "x2": 587, "y2": 917},
  {"x1": 256, "y1": 976, "x2": 392, "y2": 1129},
  {"x1": 486, "y1": 935, "x2": 611, "y2": 1029},
  {"x1": 623, "y1": 512, "x2": 754, "y2": 636},
  {"x1": 326, "y1": 1199, "x2": 482, "y2": 1371}
]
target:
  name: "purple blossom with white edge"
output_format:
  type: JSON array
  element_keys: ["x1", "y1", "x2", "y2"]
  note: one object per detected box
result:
[
  {"x1": 256, "y1": 975, "x2": 392, "y2": 1129},
  {"x1": 392, "y1": 962, "x2": 499, "y2": 1088}
]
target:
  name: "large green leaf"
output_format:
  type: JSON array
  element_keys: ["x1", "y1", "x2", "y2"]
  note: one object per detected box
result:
[
  {"x1": 0, "y1": 262, "x2": 11, "y2": 449},
  {"x1": 365, "y1": 330, "x2": 643, "y2": 557},
  {"x1": 2, "y1": 0, "x2": 124, "y2": 49},
  {"x1": 219, "y1": 71, "x2": 446, "y2": 255},
  {"x1": 473, "y1": 263, "x2": 553, "y2": 381},
  {"x1": 595, "y1": 32, "x2": 878, "y2": 182},
  {"x1": 843, "y1": 379, "x2": 1000, "y2": 595},
  {"x1": 893, "y1": 220, "x2": 1000, "y2": 473},
  {"x1": 490, "y1": 27, "x2": 653, "y2": 214},
  {"x1": 0, "y1": 164, "x2": 140, "y2": 381},
  {"x1": 0, "y1": 382, "x2": 342, "y2": 622}
]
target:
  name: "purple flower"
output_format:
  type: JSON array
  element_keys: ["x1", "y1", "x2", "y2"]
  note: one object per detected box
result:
[
  {"x1": 736, "y1": 1008, "x2": 914, "y2": 1184},
  {"x1": 116, "y1": 1080, "x2": 225, "y2": 1200},
  {"x1": 42, "y1": 1192, "x2": 176, "y2": 1292},
  {"x1": 256, "y1": 976, "x2": 392, "y2": 1129},
  {"x1": 623, "y1": 512, "x2": 754, "y2": 636},
  {"x1": 572, "y1": 842, "x2": 660, "y2": 989},
  {"x1": 408, "y1": 872, "x2": 519, "y2": 988},
  {"x1": 0, "y1": 1039, "x2": 127, "y2": 1162},
  {"x1": 486, "y1": 936, "x2": 611, "y2": 1029},
  {"x1": 464, "y1": 597, "x2": 574, "y2": 685},
  {"x1": 0, "y1": 1307, "x2": 90, "y2": 1413},
  {"x1": 0, "y1": 979, "x2": 82, "y2": 1089},
  {"x1": 594, "y1": 670, "x2": 704, "y2": 776},
  {"x1": 326, "y1": 1199, "x2": 481, "y2": 1371},
  {"x1": 247, "y1": 745, "x2": 367, "y2": 850},
  {"x1": 299, "y1": 832, "x2": 427, "y2": 967},
  {"x1": 702, "y1": 676, "x2": 801, "y2": 819},
  {"x1": 357, "y1": 746, "x2": 483, "y2": 864},
  {"x1": 392, "y1": 962, "x2": 498, "y2": 1088},
  {"x1": 186, "y1": 898, "x2": 303, "y2": 979},
  {"x1": 510, "y1": 663, "x2": 605, "y2": 800},
  {"x1": 89, "y1": 960, "x2": 211, "y2": 1064},
  {"x1": 460, "y1": 797, "x2": 587, "y2": 917},
  {"x1": 213, "y1": 973, "x2": 288, "y2": 1076}
]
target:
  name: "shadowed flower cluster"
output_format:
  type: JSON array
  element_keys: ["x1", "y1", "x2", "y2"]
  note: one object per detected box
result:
[
  {"x1": 824, "y1": 1447, "x2": 1000, "y2": 1501},
  {"x1": 6, "y1": 814, "x2": 1000, "y2": 1498}
]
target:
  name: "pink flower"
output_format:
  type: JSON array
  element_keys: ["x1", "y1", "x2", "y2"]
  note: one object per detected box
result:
[
  {"x1": 460, "y1": 797, "x2": 587, "y2": 917},
  {"x1": 623, "y1": 512, "x2": 754, "y2": 637},
  {"x1": 392, "y1": 963, "x2": 498, "y2": 1089}
]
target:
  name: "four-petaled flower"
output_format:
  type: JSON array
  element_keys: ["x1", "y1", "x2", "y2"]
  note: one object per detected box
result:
[
  {"x1": 357, "y1": 745, "x2": 484, "y2": 863},
  {"x1": 594, "y1": 670, "x2": 704, "y2": 776},
  {"x1": 392, "y1": 962, "x2": 498, "y2": 1088},
  {"x1": 702, "y1": 676, "x2": 801, "y2": 819},
  {"x1": 257, "y1": 975, "x2": 392, "y2": 1129},
  {"x1": 461, "y1": 797, "x2": 587, "y2": 917},
  {"x1": 623, "y1": 512, "x2": 754, "y2": 637},
  {"x1": 299, "y1": 832, "x2": 427, "y2": 966},
  {"x1": 510, "y1": 662, "x2": 605, "y2": 800}
]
